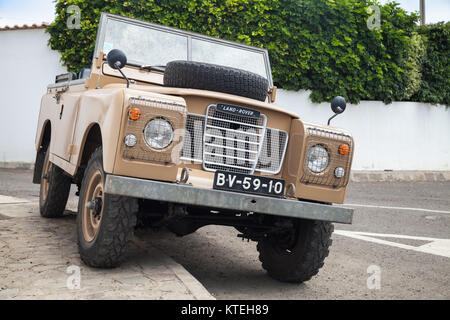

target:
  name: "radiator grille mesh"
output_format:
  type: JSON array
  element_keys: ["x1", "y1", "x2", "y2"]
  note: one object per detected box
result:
[
  {"x1": 203, "y1": 105, "x2": 266, "y2": 174},
  {"x1": 180, "y1": 109, "x2": 288, "y2": 175}
]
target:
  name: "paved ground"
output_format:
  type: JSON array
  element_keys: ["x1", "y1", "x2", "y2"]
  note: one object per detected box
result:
[
  {"x1": 0, "y1": 168, "x2": 449, "y2": 299},
  {"x1": 0, "y1": 170, "x2": 213, "y2": 300},
  {"x1": 139, "y1": 181, "x2": 450, "y2": 299}
]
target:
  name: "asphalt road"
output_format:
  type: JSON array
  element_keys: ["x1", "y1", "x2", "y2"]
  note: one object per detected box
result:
[{"x1": 1, "y1": 168, "x2": 449, "y2": 299}]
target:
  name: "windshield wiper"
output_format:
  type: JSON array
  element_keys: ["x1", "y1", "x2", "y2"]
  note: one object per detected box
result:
[{"x1": 140, "y1": 65, "x2": 166, "y2": 72}]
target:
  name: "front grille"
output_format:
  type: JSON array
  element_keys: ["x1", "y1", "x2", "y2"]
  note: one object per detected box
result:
[
  {"x1": 180, "y1": 105, "x2": 288, "y2": 175},
  {"x1": 203, "y1": 105, "x2": 266, "y2": 174}
]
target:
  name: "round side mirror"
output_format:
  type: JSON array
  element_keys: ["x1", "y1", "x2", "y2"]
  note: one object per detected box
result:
[
  {"x1": 331, "y1": 96, "x2": 346, "y2": 114},
  {"x1": 107, "y1": 49, "x2": 127, "y2": 70}
]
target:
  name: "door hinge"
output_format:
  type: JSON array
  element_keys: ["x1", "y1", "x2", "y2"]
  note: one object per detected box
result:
[{"x1": 53, "y1": 86, "x2": 68, "y2": 104}]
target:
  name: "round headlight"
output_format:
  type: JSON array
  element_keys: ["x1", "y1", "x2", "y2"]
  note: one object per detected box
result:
[
  {"x1": 143, "y1": 118, "x2": 174, "y2": 149},
  {"x1": 306, "y1": 145, "x2": 329, "y2": 173}
]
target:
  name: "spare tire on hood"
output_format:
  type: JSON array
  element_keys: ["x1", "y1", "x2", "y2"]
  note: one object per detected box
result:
[{"x1": 163, "y1": 61, "x2": 269, "y2": 102}]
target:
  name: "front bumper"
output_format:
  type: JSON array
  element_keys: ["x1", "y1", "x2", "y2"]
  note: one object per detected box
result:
[{"x1": 104, "y1": 175, "x2": 353, "y2": 224}]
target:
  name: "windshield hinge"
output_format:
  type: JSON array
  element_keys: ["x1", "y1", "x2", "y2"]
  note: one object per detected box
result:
[{"x1": 268, "y1": 86, "x2": 277, "y2": 103}]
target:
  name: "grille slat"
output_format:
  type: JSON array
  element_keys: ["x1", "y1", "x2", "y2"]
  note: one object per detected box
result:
[
  {"x1": 205, "y1": 124, "x2": 264, "y2": 136},
  {"x1": 206, "y1": 116, "x2": 265, "y2": 129},
  {"x1": 203, "y1": 143, "x2": 259, "y2": 154},
  {"x1": 180, "y1": 106, "x2": 289, "y2": 175},
  {"x1": 205, "y1": 134, "x2": 261, "y2": 145}
]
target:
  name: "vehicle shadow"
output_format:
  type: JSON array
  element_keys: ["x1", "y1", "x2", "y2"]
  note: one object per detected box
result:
[
  {"x1": 135, "y1": 225, "x2": 314, "y2": 299},
  {"x1": 32, "y1": 206, "x2": 316, "y2": 299},
  {"x1": 64, "y1": 200, "x2": 313, "y2": 298}
]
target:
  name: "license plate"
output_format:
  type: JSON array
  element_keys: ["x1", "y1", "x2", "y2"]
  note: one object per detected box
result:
[{"x1": 213, "y1": 171, "x2": 285, "y2": 197}]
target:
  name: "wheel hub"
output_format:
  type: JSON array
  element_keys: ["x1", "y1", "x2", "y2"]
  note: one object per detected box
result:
[
  {"x1": 82, "y1": 170, "x2": 104, "y2": 242},
  {"x1": 86, "y1": 197, "x2": 103, "y2": 217}
]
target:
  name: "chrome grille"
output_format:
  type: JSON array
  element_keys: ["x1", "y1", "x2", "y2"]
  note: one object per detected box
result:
[
  {"x1": 180, "y1": 107, "x2": 288, "y2": 175},
  {"x1": 203, "y1": 105, "x2": 266, "y2": 174}
]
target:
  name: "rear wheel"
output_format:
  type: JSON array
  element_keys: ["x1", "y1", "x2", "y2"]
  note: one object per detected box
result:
[
  {"x1": 76, "y1": 147, "x2": 138, "y2": 268},
  {"x1": 257, "y1": 219, "x2": 333, "y2": 283},
  {"x1": 39, "y1": 149, "x2": 71, "y2": 218}
]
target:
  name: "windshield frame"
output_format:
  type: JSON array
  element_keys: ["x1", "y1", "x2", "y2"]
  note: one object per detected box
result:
[{"x1": 93, "y1": 13, "x2": 273, "y2": 87}]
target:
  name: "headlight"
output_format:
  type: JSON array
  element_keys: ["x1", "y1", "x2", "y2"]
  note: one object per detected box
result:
[
  {"x1": 143, "y1": 118, "x2": 174, "y2": 149},
  {"x1": 306, "y1": 145, "x2": 329, "y2": 173}
]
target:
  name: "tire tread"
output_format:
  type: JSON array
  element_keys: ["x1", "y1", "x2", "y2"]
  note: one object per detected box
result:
[
  {"x1": 257, "y1": 220, "x2": 334, "y2": 283},
  {"x1": 163, "y1": 61, "x2": 269, "y2": 102},
  {"x1": 77, "y1": 148, "x2": 138, "y2": 268},
  {"x1": 39, "y1": 151, "x2": 71, "y2": 218}
]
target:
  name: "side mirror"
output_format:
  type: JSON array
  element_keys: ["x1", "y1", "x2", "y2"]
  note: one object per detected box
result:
[
  {"x1": 106, "y1": 49, "x2": 130, "y2": 88},
  {"x1": 328, "y1": 96, "x2": 346, "y2": 125},
  {"x1": 107, "y1": 49, "x2": 127, "y2": 69},
  {"x1": 331, "y1": 96, "x2": 346, "y2": 114}
]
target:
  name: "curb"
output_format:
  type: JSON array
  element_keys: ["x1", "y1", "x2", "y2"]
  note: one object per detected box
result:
[
  {"x1": 133, "y1": 238, "x2": 215, "y2": 300},
  {"x1": 0, "y1": 162, "x2": 34, "y2": 170},
  {"x1": 350, "y1": 171, "x2": 450, "y2": 182}
]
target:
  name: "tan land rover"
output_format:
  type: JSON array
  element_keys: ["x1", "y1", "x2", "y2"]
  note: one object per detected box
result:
[{"x1": 34, "y1": 13, "x2": 354, "y2": 283}]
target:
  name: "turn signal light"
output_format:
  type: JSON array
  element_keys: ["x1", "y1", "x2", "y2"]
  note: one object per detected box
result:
[
  {"x1": 338, "y1": 144, "x2": 349, "y2": 155},
  {"x1": 129, "y1": 108, "x2": 141, "y2": 120}
]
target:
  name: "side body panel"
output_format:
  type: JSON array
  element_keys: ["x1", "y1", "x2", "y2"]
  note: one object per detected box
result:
[
  {"x1": 37, "y1": 84, "x2": 125, "y2": 176},
  {"x1": 69, "y1": 88, "x2": 125, "y2": 174},
  {"x1": 54, "y1": 91, "x2": 81, "y2": 161}
]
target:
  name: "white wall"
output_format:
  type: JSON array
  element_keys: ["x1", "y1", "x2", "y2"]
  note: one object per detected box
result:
[
  {"x1": 0, "y1": 28, "x2": 66, "y2": 163},
  {"x1": 277, "y1": 90, "x2": 450, "y2": 170}
]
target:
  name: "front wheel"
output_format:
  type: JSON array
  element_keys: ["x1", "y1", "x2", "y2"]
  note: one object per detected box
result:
[
  {"x1": 257, "y1": 219, "x2": 333, "y2": 283},
  {"x1": 76, "y1": 147, "x2": 138, "y2": 268}
]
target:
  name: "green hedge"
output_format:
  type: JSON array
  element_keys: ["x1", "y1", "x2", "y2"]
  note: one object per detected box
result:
[
  {"x1": 411, "y1": 22, "x2": 450, "y2": 106},
  {"x1": 47, "y1": 0, "x2": 449, "y2": 106}
]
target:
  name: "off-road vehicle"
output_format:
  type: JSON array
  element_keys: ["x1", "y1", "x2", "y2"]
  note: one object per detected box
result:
[{"x1": 34, "y1": 13, "x2": 354, "y2": 283}]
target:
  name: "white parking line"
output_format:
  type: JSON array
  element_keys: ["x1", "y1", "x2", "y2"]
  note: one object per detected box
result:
[
  {"x1": 0, "y1": 195, "x2": 30, "y2": 204},
  {"x1": 343, "y1": 203, "x2": 450, "y2": 215},
  {"x1": 334, "y1": 230, "x2": 450, "y2": 258}
]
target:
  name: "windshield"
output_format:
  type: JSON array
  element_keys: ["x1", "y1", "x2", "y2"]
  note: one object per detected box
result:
[{"x1": 95, "y1": 13, "x2": 272, "y2": 84}]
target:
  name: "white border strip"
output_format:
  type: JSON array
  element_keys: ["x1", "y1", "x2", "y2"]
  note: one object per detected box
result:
[
  {"x1": 334, "y1": 230, "x2": 450, "y2": 258},
  {"x1": 0, "y1": 195, "x2": 30, "y2": 204},
  {"x1": 343, "y1": 203, "x2": 450, "y2": 215}
]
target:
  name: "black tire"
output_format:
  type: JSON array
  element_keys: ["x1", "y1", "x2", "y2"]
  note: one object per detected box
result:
[
  {"x1": 257, "y1": 219, "x2": 333, "y2": 283},
  {"x1": 163, "y1": 60, "x2": 269, "y2": 102},
  {"x1": 39, "y1": 149, "x2": 71, "y2": 218},
  {"x1": 76, "y1": 147, "x2": 138, "y2": 268}
]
